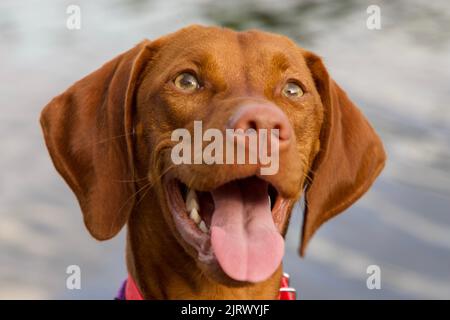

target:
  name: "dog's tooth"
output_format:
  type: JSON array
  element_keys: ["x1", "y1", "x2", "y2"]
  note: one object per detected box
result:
[
  {"x1": 199, "y1": 220, "x2": 208, "y2": 233},
  {"x1": 268, "y1": 196, "x2": 271, "y2": 208},
  {"x1": 189, "y1": 208, "x2": 201, "y2": 224},
  {"x1": 186, "y1": 189, "x2": 199, "y2": 211}
]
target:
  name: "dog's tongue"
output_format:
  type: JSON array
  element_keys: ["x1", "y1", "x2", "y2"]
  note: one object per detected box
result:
[{"x1": 210, "y1": 178, "x2": 284, "y2": 283}]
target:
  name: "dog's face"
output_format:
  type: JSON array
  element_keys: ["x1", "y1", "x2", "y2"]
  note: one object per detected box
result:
[
  {"x1": 135, "y1": 27, "x2": 323, "y2": 283},
  {"x1": 41, "y1": 25, "x2": 385, "y2": 286}
]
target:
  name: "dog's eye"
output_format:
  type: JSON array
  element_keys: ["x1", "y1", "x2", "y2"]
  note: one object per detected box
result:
[
  {"x1": 282, "y1": 82, "x2": 303, "y2": 98},
  {"x1": 174, "y1": 73, "x2": 200, "y2": 92}
]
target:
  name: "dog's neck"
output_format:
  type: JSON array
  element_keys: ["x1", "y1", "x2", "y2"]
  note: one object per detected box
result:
[{"x1": 125, "y1": 194, "x2": 282, "y2": 299}]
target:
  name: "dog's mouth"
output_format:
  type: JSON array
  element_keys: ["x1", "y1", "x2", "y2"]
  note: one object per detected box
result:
[{"x1": 164, "y1": 175, "x2": 290, "y2": 283}]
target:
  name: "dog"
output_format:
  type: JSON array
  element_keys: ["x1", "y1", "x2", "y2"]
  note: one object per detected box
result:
[{"x1": 40, "y1": 25, "x2": 386, "y2": 299}]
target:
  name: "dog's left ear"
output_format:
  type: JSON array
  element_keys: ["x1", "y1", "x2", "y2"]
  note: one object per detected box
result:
[
  {"x1": 300, "y1": 51, "x2": 386, "y2": 255},
  {"x1": 40, "y1": 40, "x2": 153, "y2": 240}
]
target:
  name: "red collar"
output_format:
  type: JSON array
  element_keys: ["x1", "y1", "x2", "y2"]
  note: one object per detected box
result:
[{"x1": 123, "y1": 273, "x2": 296, "y2": 300}]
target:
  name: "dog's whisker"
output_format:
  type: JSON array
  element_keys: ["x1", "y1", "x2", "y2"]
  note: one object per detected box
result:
[
  {"x1": 134, "y1": 183, "x2": 153, "y2": 207},
  {"x1": 93, "y1": 131, "x2": 135, "y2": 145},
  {"x1": 303, "y1": 172, "x2": 314, "y2": 186},
  {"x1": 117, "y1": 180, "x2": 153, "y2": 216},
  {"x1": 113, "y1": 176, "x2": 150, "y2": 183}
]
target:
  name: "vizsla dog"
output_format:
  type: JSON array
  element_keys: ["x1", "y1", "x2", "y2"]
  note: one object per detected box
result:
[{"x1": 40, "y1": 25, "x2": 385, "y2": 299}]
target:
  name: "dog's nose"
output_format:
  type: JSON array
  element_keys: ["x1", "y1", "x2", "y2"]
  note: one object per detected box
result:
[{"x1": 228, "y1": 104, "x2": 292, "y2": 145}]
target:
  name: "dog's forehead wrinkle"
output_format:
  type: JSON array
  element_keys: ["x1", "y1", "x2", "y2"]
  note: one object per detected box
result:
[
  {"x1": 159, "y1": 37, "x2": 245, "y2": 76},
  {"x1": 156, "y1": 28, "x2": 307, "y2": 96},
  {"x1": 233, "y1": 34, "x2": 307, "y2": 93}
]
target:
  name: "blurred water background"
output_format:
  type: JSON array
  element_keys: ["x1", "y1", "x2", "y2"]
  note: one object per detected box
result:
[{"x1": 1, "y1": 0, "x2": 449, "y2": 299}]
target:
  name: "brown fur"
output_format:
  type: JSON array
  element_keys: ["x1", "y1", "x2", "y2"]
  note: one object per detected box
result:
[{"x1": 40, "y1": 25, "x2": 386, "y2": 299}]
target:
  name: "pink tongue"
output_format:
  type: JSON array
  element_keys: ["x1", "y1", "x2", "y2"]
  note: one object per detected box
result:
[{"x1": 210, "y1": 178, "x2": 284, "y2": 283}]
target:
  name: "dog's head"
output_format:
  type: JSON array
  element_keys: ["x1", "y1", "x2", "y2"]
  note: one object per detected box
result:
[{"x1": 41, "y1": 25, "x2": 385, "y2": 285}]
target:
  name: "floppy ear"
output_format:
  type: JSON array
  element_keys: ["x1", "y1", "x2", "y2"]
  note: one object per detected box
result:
[
  {"x1": 40, "y1": 40, "x2": 153, "y2": 240},
  {"x1": 300, "y1": 51, "x2": 386, "y2": 255}
]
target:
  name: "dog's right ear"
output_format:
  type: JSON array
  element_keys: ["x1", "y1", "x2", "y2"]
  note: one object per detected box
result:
[{"x1": 40, "y1": 40, "x2": 153, "y2": 240}]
